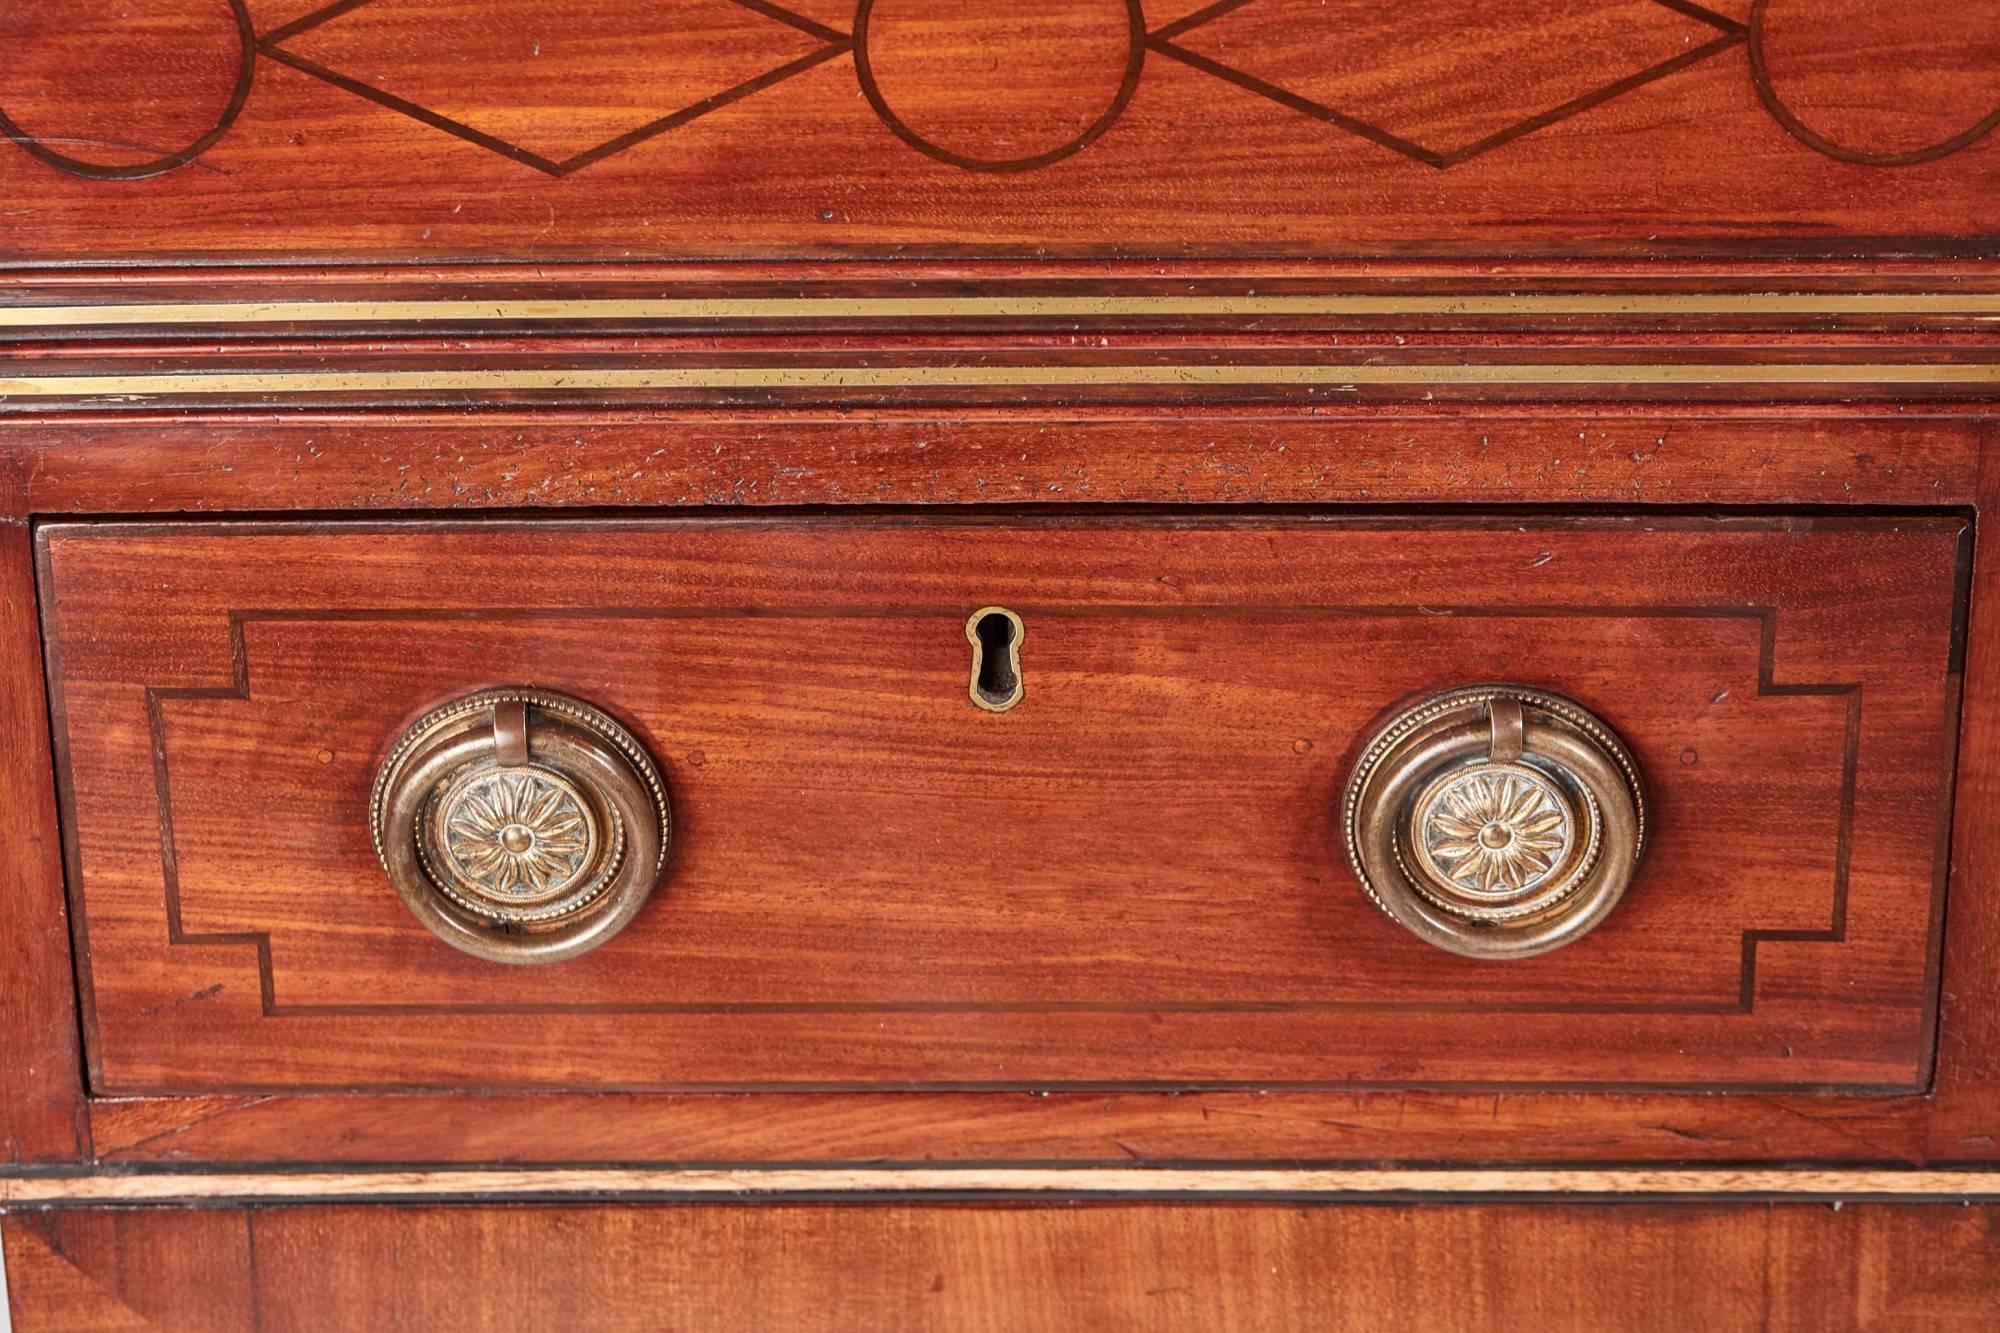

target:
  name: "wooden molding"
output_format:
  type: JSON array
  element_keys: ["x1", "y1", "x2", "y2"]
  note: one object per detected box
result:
[
  {"x1": 7, "y1": 1166, "x2": 2000, "y2": 1206},
  {"x1": 6, "y1": 362, "x2": 1999, "y2": 401},
  {"x1": 9, "y1": 292, "x2": 2000, "y2": 327}
]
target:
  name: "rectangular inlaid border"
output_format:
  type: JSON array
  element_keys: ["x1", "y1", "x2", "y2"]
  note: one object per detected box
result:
[{"x1": 135, "y1": 604, "x2": 1862, "y2": 1025}]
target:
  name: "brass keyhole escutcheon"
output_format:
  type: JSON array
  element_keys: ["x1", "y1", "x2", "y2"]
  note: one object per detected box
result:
[
  {"x1": 967, "y1": 607, "x2": 1025, "y2": 712},
  {"x1": 1342, "y1": 685, "x2": 1647, "y2": 960},
  {"x1": 371, "y1": 688, "x2": 672, "y2": 964}
]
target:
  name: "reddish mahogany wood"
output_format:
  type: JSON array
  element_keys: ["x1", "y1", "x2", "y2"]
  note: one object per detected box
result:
[
  {"x1": 13, "y1": 257, "x2": 2000, "y2": 296},
  {"x1": 0, "y1": 474, "x2": 85, "y2": 1164},
  {"x1": 0, "y1": 0, "x2": 1995, "y2": 260},
  {"x1": 1932, "y1": 438, "x2": 2000, "y2": 1163},
  {"x1": 0, "y1": 410, "x2": 1983, "y2": 515},
  {"x1": 9, "y1": 1202, "x2": 2000, "y2": 1330},
  {"x1": 85, "y1": 1088, "x2": 1934, "y2": 1167},
  {"x1": 40, "y1": 515, "x2": 1963, "y2": 1095},
  {"x1": 0, "y1": 394, "x2": 1988, "y2": 1170},
  {"x1": 1, "y1": 11, "x2": 1998, "y2": 1327},
  {"x1": 1, "y1": 1208, "x2": 255, "y2": 1331},
  {"x1": 0, "y1": 0, "x2": 1996, "y2": 1192}
]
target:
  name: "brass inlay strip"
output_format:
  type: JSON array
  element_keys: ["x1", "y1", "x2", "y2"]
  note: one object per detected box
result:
[
  {"x1": 2, "y1": 364, "x2": 1997, "y2": 397},
  {"x1": 3, "y1": 1167, "x2": 1999, "y2": 1203},
  {"x1": 3, "y1": 293, "x2": 2000, "y2": 327}
]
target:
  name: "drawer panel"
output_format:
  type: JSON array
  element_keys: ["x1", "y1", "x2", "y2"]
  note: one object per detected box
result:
[{"x1": 41, "y1": 516, "x2": 1964, "y2": 1093}]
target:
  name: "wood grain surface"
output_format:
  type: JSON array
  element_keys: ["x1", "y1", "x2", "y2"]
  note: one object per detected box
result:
[
  {"x1": 4, "y1": 15, "x2": 2000, "y2": 1324},
  {"x1": 39, "y1": 514, "x2": 1964, "y2": 1095},
  {"x1": 77, "y1": 1086, "x2": 1940, "y2": 1166},
  {"x1": 0, "y1": 0, "x2": 1995, "y2": 260},
  {"x1": 3, "y1": 1, "x2": 1998, "y2": 1201},
  {"x1": 0, "y1": 479, "x2": 86, "y2": 1165},
  {"x1": 1931, "y1": 446, "x2": 2000, "y2": 1162},
  {"x1": 0, "y1": 410, "x2": 1985, "y2": 515},
  {"x1": 8, "y1": 1201, "x2": 2000, "y2": 1330}
]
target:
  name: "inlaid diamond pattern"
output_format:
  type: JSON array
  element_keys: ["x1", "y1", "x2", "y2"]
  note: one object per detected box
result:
[
  {"x1": 1154, "y1": 0, "x2": 1745, "y2": 167},
  {"x1": 243, "y1": 0, "x2": 1757, "y2": 177},
  {"x1": 262, "y1": 0, "x2": 848, "y2": 174}
]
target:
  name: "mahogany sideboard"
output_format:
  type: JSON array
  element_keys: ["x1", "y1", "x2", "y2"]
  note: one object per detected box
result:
[{"x1": 3, "y1": 0, "x2": 2000, "y2": 1327}]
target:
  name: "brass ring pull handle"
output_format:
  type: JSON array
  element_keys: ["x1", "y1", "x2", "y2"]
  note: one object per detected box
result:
[
  {"x1": 371, "y1": 689, "x2": 671, "y2": 964},
  {"x1": 1343, "y1": 686, "x2": 1646, "y2": 960}
]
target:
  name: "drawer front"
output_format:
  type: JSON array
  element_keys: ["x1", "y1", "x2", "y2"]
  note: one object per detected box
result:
[{"x1": 42, "y1": 516, "x2": 1964, "y2": 1094}]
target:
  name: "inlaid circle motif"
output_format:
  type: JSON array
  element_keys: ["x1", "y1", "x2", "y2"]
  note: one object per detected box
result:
[
  {"x1": 0, "y1": 0, "x2": 255, "y2": 180},
  {"x1": 853, "y1": 0, "x2": 1145, "y2": 172},
  {"x1": 1750, "y1": 0, "x2": 2000, "y2": 166}
]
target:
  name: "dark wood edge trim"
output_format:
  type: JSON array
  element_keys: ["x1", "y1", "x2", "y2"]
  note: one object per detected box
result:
[
  {"x1": 1914, "y1": 526, "x2": 1977, "y2": 1094},
  {"x1": 34, "y1": 532, "x2": 103, "y2": 1110}
]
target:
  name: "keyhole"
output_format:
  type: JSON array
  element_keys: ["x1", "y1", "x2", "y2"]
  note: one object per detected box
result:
[{"x1": 967, "y1": 607, "x2": 1025, "y2": 712}]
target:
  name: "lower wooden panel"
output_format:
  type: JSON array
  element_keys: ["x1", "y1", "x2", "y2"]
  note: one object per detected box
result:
[
  {"x1": 7, "y1": 1202, "x2": 2000, "y2": 1331},
  {"x1": 2, "y1": 1207, "x2": 254, "y2": 1332}
]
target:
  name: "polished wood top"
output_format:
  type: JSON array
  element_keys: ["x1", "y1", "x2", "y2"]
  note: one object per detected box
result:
[{"x1": 1, "y1": 0, "x2": 1995, "y2": 264}]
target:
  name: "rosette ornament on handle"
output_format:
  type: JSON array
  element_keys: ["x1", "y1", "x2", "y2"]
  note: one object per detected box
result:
[
  {"x1": 372, "y1": 689, "x2": 671, "y2": 964},
  {"x1": 1344, "y1": 686, "x2": 1646, "y2": 960}
]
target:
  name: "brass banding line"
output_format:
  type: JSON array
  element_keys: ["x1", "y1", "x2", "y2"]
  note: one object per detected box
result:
[
  {"x1": 3, "y1": 364, "x2": 1999, "y2": 397},
  {"x1": 3, "y1": 293, "x2": 2000, "y2": 327},
  {"x1": 2, "y1": 1167, "x2": 1998, "y2": 1204}
]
